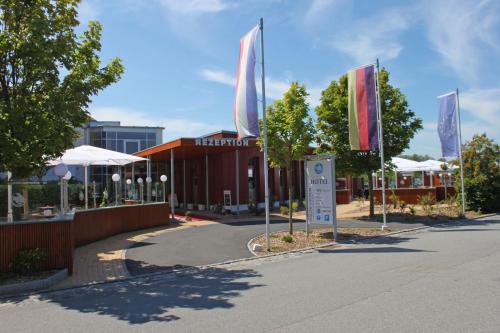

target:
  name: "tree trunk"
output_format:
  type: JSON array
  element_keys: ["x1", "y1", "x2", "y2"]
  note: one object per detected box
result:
[
  {"x1": 369, "y1": 172, "x2": 375, "y2": 218},
  {"x1": 288, "y1": 162, "x2": 293, "y2": 235}
]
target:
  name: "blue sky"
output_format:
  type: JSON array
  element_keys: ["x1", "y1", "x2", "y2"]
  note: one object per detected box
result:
[{"x1": 80, "y1": 0, "x2": 500, "y2": 158}]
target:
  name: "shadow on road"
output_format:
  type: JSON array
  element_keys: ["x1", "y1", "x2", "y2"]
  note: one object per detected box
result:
[
  {"x1": 125, "y1": 259, "x2": 193, "y2": 276},
  {"x1": 2, "y1": 266, "x2": 264, "y2": 324}
]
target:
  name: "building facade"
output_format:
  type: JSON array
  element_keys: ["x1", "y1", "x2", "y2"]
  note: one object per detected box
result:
[{"x1": 134, "y1": 130, "x2": 353, "y2": 212}]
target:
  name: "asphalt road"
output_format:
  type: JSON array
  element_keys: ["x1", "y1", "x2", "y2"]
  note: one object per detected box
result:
[
  {"x1": 125, "y1": 218, "x2": 432, "y2": 275},
  {"x1": 1, "y1": 215, "x2": 499, "y2": 333}
]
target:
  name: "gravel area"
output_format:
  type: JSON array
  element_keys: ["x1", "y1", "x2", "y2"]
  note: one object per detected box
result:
[{"x1": 250, "y1": 227, "x2": 391, "y2": 255}]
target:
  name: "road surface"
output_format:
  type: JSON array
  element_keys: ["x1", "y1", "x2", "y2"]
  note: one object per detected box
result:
[
  {"x1": 1, "y1": 215, "x2": 499, "y2": 333},
  {"x1": 125, "y1": 218, "x2": 436, "y2": 275}
]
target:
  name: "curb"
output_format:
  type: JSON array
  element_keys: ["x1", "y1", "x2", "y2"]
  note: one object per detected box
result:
[
  {"x1": 245, "y1": 213, "x2": 495, "y2": 258},
  {"x1": 246, "y1": 225, "x2": 430, "y2": 258},
  {"x1": 0, "y1": 269, "x2": 68, "y2": 297}
]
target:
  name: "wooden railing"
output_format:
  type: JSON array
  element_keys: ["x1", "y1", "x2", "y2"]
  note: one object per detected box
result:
[
  {"x1": 0, "y1": 203, "x2": 170, "y2": 274},
  {"x1": 0, "y1": 218, "x2": 74, "y2": 273},
  {"x1": 74, "y1": 203, "x2": 170, "y2": 247}
]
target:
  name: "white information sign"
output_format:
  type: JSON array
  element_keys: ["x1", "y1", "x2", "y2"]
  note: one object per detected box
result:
[{"x1": 306, "y1": 159, "x2": 336, "y2": 225}]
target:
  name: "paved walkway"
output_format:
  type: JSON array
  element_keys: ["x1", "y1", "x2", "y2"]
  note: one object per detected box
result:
[
  {"x1": 52, "y1": 219, "x2": 216, "y2": 289},
  {"x1": 51, "y1": 200, "x2": 460, "y2": 289}
]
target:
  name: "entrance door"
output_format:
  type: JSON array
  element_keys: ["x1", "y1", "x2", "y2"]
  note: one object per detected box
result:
[{"x1": 124, "y1": 140, "x2": 140, "y2": 154}]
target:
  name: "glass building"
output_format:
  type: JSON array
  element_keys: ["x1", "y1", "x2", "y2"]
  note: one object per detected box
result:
[{"x1": 78, "y1": 120, "x2": 163, "y2": 191}]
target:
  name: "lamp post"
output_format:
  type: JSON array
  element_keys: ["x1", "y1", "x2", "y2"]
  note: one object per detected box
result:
[
  {"x1": 160, "y1": 175, "x2": 167, "y2": 202},
  {"x1": 137, "y1": 178, "x2": 144, "y2": 204},
  {"x1": 146, "y1": 177, "x2": 152, "y2": 203},
  {"x1": 6, "y1": 171, "x2": 13, "y2": 222},
  {"x1": 126, "y1": 179, "x2": 132, "y2": 200},
  {"x1": 92, "y1": 181, "x2": 97, "y2": 208},
  {"x1": 112, "y1": 173, "x2": 121, "y2": 206},
  {"x1": 54, "y1": 163, "x2": 68, "y2": 216},
  {"x1": 63, "y1": 171, "x2": 72, "y2": 213}
]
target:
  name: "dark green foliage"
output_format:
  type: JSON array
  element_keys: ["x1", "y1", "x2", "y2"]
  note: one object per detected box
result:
[
  {"x1": 11, "y1": 248, "x2": 48, "y2": 275},
  {"x1": 281, "y1": 234, "x2": 293, "y2": 243},
  {"x1": 459, "y1": 134, "x2": 500, "y2": 213},
  {"x1": 315, "y1": 69, "x2": 422, "y2": 216},
  {"x1": 258, "y1": 83, "x2": 315, "y2": 234},
  {"x1": 0, "y1": 0, "x2": 124, "y2": 178}
]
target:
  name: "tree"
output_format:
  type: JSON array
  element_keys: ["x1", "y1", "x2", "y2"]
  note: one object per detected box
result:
[
  {"x1": 258, "y1": 82, "x2": 315, "y2": 234},
  {"x1": 315, "y1": 69, "x2": 422, "y2": 217},
  {"x1": 458, "y1": 134, "x2": 499, "y2": 213},
  {"x1": 0, "y1": 0, "x2": 124, "y2": 178}
]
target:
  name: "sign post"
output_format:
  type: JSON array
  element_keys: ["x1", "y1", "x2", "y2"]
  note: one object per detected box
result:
[{"x1": 305, "y1": 155, "x2": 337, "y2": 241}]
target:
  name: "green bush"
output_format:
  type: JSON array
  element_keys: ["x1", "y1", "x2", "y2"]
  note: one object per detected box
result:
[
  {"x1": 281, "y1": 234, "x2": 293, "y2": 243},
  {"x1": 280, "y1": 206, "x2": 289, "y2": 215},
  {"x1": 418, "y1": 194, "x2": 435, "y2": 216},
  {"x1": 409, "y1": 205, "x2": 416, "y2": 215},
  {"x1": 291, "y1": 201, "x2": 299, "y2": 212},
  {"x1": 11, "y1": 248, "x2": 48, "y2": 275},
  {"x1": 388, "y1": 190, "x2": 400, "y2": 209},
  {"x1": 185, "y1": 211, "x2": 192, "y2": 221},
  {"x1": 459, "y1": 134, "x2": 500, "y2": 213}
]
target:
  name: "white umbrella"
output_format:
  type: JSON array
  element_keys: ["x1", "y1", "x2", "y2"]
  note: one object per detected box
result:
[
  {"x1": 389, "y1": 157, "x2": 425, "y2": 173},
  {"x1": 419, "y1": 159, "x2": 458, "y2": 172},
  {"x1": 47, "y1": 145, "x2": 145, "y2": 166},
  {"x1": 47, "y1": 145, "x2": 146, "y2": 208}
]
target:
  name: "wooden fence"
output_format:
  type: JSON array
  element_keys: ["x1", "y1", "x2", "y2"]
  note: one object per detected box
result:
[
  {"x1": 0, "y1": 219, "x2": 74, "y2": 273},
  {"x1": 74, "y1": 203, "x2": 171, "y2": 247},
  {"x1": 0, "y1": 203, "x2": 170, "y2": 274}
]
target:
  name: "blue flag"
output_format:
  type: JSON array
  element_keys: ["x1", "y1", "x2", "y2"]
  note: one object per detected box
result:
[{"x1": 437, "y1": 92, "x2": 459, "y2": 157}]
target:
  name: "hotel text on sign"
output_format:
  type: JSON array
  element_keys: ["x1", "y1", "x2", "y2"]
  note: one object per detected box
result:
[{"x1": 306, "y1": 159, "x2": 334, "y2": 225}]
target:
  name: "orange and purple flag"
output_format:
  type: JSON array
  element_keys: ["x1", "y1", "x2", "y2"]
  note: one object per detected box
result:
[{"x1": 347, "y1": 65, "x2": 378, "y2": 150}]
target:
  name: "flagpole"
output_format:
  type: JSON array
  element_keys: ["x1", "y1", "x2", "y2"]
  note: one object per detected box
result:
[
  {"x1": 375, "y1": 59, "x2": 387, "y2": 229},
  {"x1": 455, "y1": 88, "x2": 466, "y2": 217},
  {"x1": 260, "y1": 17, "x2": 271, "y2": 251}
]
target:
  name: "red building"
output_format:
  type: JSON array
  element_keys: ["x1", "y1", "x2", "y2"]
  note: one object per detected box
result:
[{"x1": 134, "y1": 130, "x2": 353, "y2": 213}]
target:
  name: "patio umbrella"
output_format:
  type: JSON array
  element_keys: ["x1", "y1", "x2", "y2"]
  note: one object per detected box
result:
[{"x1": 47, "y1": 145, "x2": 146, "y2": 208}]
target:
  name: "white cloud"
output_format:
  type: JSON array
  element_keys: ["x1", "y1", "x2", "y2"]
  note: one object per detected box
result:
[
  {"x1": 304, "y1": 0, "x2": 346, "y2": 28},
  {"x1": 199, "y1": 69, "x2": 235, "y2": 86},
  {"x1": 460, "y1": 88, "x2": 500, "y2": 122},
  {"x1": 158, "y1": 0, "x2": 229, "y2": 13},
  {"x1": 420, "y1": 0, "x2": 500, "y2": 81},
  {"x1": 78, "y1": 0, "x2": 100, "y2": 23},
  {"x1": 332, "y1": 8, "x2": 411, "y2": 64},
  {"x1": 199, "y1": 68, "x2": 325, "y2": 106},
  {"x1": 302, "y1": 0, "x2": 411, "y2": 63},
  {"x1": 407, "y1": 115, "x2": 500, "y2": 156},
  {"x1": 90, "y1": 106, "x2": 222, "y2": 142}
]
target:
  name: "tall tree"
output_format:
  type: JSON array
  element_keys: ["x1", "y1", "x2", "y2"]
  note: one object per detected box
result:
[
  {"x1": 459, "y1": 133, "x2": 499, "y2": 213},
  {"x1": 0, "y1": 0, "x2": 124, "y2": 178},
  {"x1": 316, "y1": 69, "x2": 422, "y2": 217},
  {"x1": 258, "y1": 82, "x2": 315, "y2": 235}
]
